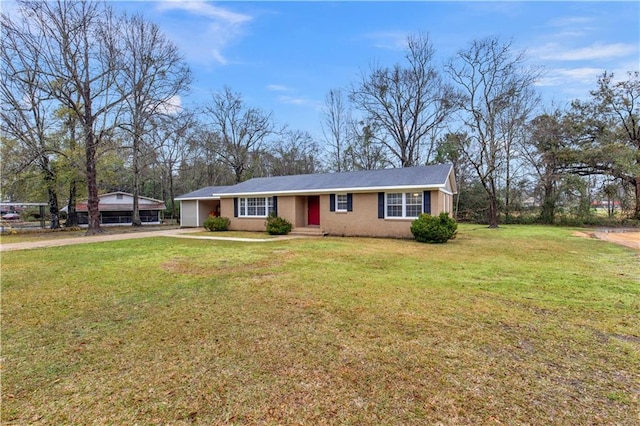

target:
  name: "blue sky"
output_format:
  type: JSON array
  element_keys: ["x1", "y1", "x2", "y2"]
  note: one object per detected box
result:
[{"x1": 6, "y1": 1, "x2": 640, "y2": 141}]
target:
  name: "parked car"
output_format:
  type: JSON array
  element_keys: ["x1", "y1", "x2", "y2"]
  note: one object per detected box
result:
[{"x1": 2, "y1": 212, "x2": 20, "y2": 220}]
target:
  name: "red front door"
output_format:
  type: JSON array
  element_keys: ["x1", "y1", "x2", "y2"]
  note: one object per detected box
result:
[{"x1": 307, "y1": 196, "x2": 320, "y2": 226}]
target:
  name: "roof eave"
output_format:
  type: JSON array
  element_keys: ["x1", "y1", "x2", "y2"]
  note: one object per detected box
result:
[
  {"x1": 175, "y1": 195, "x2": 223, "y2": 201},
  {"x1": 220, "y1": 184, "x2": 448, "y2": 198}
]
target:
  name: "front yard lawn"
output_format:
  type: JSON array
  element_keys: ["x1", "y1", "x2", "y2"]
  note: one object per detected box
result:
[{"x1": 1, "y1": 225, "x2": 638, "y2": 424}]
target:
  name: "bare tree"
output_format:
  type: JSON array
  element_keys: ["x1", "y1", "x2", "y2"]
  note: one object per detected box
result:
[
  {"x1": 7, "y1": 0, "x2": 128, "y2": 234},
  {"x1": 499, "y1": 83, "x2": 540, "y2": 221},
  {"x1": 344, "y1": 121, "x2": 390, "y2": 170},
  {"x1": 350, "y1": 33, "x2": 458, "y2": 167},
  {"x1": 446, "y1": 36, "x2": 540, "y2": 228},
  {"x1": 56, "y1": 105, "x2": 85, "y2": 227},
  {"x1": 264, "y1": 129, "x2": 322, "y2": 176},
  {"x1": 206, "y1": 87, "x2": 275, "y2": 183},
  {"x1": 116, "y1": 13, "x2": 191, "y2": 226},
  {"x1": 1, "y1": 12, "x2": 61, "y2": 228},
  {"x1": 322, "y1": 89, "x2": 350, "y2": 172},
  {"x1": 152, "y1": 112, "x2": 198, "y2": 221},
  {"x1": 521, "y1": 112, "x2": 566, "y2": 223}
]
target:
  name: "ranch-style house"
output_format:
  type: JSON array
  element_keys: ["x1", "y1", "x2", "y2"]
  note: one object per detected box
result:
[{"x1": 176, "y1": 164, "x2": 457, "y2": 238}]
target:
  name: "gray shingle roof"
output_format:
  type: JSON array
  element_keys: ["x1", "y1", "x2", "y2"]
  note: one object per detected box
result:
[
  {"x1": 175, "y1": 185, "x2": 236, "y2": 200},
  {"x1": 178, "y1": 165, "x2": 453, "y2": 199},
  {"x1": 233, "y1": 164, "x2": 453, "y2": 195}
]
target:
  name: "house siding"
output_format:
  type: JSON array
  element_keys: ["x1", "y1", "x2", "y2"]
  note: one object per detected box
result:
[
  {"x1": 434, "y1": 191, "x2": 454, "y2": 216},
  {"x1": 219, "y1": 190, "x2": 452, "y2": 237},
  {"x1": 323, "y1": 193, "x2": 414, "y2": 238},
  {"x1": 221, "y1": 198, "x2": 266, "y2": 232}
]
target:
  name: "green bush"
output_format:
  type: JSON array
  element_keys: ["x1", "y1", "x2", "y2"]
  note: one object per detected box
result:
[
  {"x1": 203, "y1": 215, "x2": 230, "y2": 232},
  {"x1": 265, "y1": 214, "x2": 292, "y2": 235},
  {"x1": 411, "y1": 212, "x2": 458, "y2": 243}
]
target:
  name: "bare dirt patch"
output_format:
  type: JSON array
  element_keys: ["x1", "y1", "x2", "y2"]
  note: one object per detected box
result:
[{"x1": 573, "y1": 230, "x2": 640, "y2": 250}]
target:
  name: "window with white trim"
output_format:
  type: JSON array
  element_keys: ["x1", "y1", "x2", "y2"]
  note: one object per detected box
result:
[
  {"x1": 336, "y1": 194, "x2": 348, "y2": 211},
  {"x1": 238, "y1": 197, "x2": 275, "y2": 217},
  {"x1": 385, "y1": 192, "x2": 422, "y2": 218}
]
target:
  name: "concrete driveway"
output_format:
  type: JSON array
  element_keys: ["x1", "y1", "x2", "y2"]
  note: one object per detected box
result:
[{"x1": 0, "y1": 228, "x2": 301, "y2": 252}]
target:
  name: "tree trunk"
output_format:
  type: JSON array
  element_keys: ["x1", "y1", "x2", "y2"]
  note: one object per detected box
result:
[
  {"x1": 132, "y1": 186, "x2": 141, "y2": 226},
  {"x1": 539, "y1": 182, "x2": 555, "y2": 224},
  {"x1": 85, "y1": 138, "x2": 102, "y2": 235},
  {"x1": 169, "y1": 172, "x2": 176, "y2": 222},
  {"x1": 504, "y1": 160, "x2": 511, "y2": 223},
  {"x1": 488, "y1": 194, "x2": 499, "y2": 228},
  {"x1": 487, "y1": 178, "x2": 499, "y2": 228},
  {"x1": 66, "y1": 179, "x2": 79, "y2": 227},
  {"x1": 131, "y1": 152, "x2": 142, "y2": 226},
  {"x1": 635, "y1": 176, "x2": 640, "y2": 220},
  {"x1": 42, "y1": 157, "x2": 60, "y2": 229},
  {"x1": 131, "y1": 133, "x2": 142, "y2": 226},
  {"x1": 47, "y1": 188, "x2": 60, "y2": 229}
]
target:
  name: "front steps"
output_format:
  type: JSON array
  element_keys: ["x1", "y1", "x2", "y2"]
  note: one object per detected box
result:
[{"x1": 290, "y1": 226, "x2": 327, "y2": 237}]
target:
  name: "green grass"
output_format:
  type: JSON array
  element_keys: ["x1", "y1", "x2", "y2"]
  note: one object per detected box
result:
[
  {"x1": 189, "y1": 230, "x2": 278, "y2": 239},
  {"x1": 2, "y1": 225, "x2": 639, "y2": 424}
]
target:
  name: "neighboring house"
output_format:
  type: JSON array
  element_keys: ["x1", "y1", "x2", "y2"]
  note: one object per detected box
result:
[
  {"x1": 63, "y1": 192, "x2": 166, "y2": 226},
  {"x1": 176, "y1": 165, "x2": 457, "y2": 238}
]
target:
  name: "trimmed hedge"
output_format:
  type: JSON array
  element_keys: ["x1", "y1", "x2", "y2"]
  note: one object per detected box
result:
[
  {"x1": 265, "y1": 214, "x2": 292, "y2": 235},
  {"x1": 410, "y1": 212, "x2": 458, "y2": 243},
  {"x1": 203, "y1": 215, "x2": 230, "y2": 232}
]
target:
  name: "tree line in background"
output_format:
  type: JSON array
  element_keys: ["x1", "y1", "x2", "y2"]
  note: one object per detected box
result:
[{"x1": 1, "y1": 1, "x2": 638, "y2": 234}]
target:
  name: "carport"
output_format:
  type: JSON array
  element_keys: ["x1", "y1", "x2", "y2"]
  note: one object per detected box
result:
[{"x1": 175, "y1": 185, "x2": 235, "y2": 227}]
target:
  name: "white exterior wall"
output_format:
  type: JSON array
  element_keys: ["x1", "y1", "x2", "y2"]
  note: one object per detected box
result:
[
  {"x1": 180, "y1": 201, "x2": 199, "y2": 227},
  {"x1": 99, "y1": 193, "x2": 162, "y2": 206}
]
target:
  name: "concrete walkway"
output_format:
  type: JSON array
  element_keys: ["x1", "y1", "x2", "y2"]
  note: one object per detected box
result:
[{"x1": 0, "y1": 228, "x2": 301, "y2": 252}]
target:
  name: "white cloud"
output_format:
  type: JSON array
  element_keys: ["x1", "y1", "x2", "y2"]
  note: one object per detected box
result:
[
  {"x1": 535, "y1": 67, "x2": 604, "y2": 87},
  {"x1": 278, "y1": 95, "x2": 306, "y2": 105},
  {"x1": 362, "y1": 31, "x2": 407, "y2": 50},
  {"x1": 153, "y1": 1, "x2": 253, "y2": 66},
  {"x1": 546, "y1": 16, "x2": 595, "y2": 29},
  {"x1": 533, "y1": 42, "x2": 636, "y2": 61},
  {"x1": 155, "y1": 1, "x2": 251, "y2": 25},
  {"x1": 267, "y1": 85, "x2": 291, "y2": 92},
  {"x1": 158, "y1": 94, "x2": 183, "y2": 115},
  {"x1": 277, "y1": 95, "x2": 323, "y2": 110}
]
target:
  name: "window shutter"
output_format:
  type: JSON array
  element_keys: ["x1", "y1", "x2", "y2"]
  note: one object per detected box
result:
[
  {"x1": 378, "y1": 192, "x2": 385, "y2": 219},
  {"x1": 347, "y1": 193, "x2": 353, "y2": 212},
  {"x1": 272, "y1": 196, "x2": 278, "y2": 216},
  {"x1": 423, "y1": 191, "x2": 431, "y2": 215},
  {"x1": 233, "y1": 198, "x2": 238, "y2": 218},
  {"x1": 329, "y1": 194, "x2": 335, "y2": 212}
]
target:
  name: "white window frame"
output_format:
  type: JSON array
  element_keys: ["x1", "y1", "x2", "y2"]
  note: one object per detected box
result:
[
  {"x1": 238, "y1": 196, "x2": 275, "y2": 217},
  {"x1": 385, "y1": 192, "x2": 423, "y2": 219},
  {"x1": 336, "y1": 194, "x2": 348, "y2": 212}
]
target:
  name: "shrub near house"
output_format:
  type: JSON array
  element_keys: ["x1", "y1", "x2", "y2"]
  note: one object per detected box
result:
[
  {"x1": 203, "y1": 216, "x2": 230, "y2": 232},
  {"x1": 266, "y1": 215, "x2": 292, "y2": 235},
  {"x1": 411, "y1": 212, "x2": 458, "y2": 243}
]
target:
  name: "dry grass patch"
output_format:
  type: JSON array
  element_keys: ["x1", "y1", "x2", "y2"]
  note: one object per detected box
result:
[
  {"x1": 188, "y1": 230, "x2": 277, "y2": 239},
  {"x1": 2, "y1": 225, "x2": 639, "y2": 424}
]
